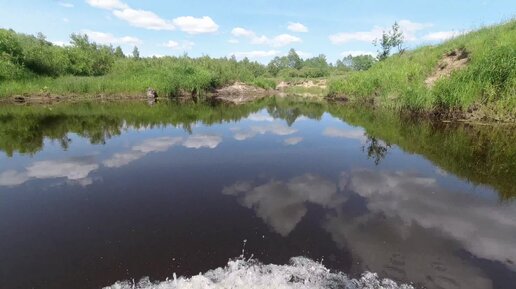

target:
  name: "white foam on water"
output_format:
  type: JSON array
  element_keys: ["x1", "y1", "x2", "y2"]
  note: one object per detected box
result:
[{"x1": 104, "y1": 257, "x2": 414, "y2": 289}]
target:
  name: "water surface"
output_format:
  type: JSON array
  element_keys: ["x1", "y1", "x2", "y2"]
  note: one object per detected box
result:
[{"x1": 1, "y1": 99, "x2": 515, "y2": 289}]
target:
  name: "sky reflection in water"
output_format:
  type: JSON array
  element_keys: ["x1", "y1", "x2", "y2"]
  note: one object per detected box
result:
[{"x1": 0, "y1": 104, "x2": 515, "y2": 289}]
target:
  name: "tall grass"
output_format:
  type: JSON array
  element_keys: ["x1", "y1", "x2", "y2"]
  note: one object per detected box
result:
[{"x1": 328, "y1": 20, "x2": 516, "y2": 120}]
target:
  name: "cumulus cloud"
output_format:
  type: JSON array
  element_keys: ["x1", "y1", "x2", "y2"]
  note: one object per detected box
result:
[
  {"x1": 182, "y1": 134, "x2": 223, "y2": 149},
  {"x1": 231, "y1": 27, "x2": 301, "y2": 47},
  {"x1": 329, "y1": 19, "x2": 432, "y2": 44},
  {"x1": 163, "y1": 40, "x2": 195, "y2": 50},
  {"x1": 323, "y1": 127, "x2": 366, "y2": 142},
  {"x1": 112, "y1": 8, "x2": 175, "y2": 30},
  {"x1": 283, "y1": 137, "x2": 303, "y2": 146},
  {"x1": 82, "y1": 30, "x2": 142, "y2": 45},
  {"x1": 338, "y1": 169, "x2": 516, "y2": 270},
  {"x1": 232, "y1": 124, "x2": 297, "y2": 141},
  {"x1": 287, "y1": 22, "x2": 308, "y2": 33},
  {"x1": 223, "y1": 174, "x2": 344, "y2": 236},
  {"x1": 247, "y1": 112, "x2": 274, "y2": 122},
  {"x1": 27, "y1": 159, "x2": 99, "y2": 180},
  {"x1": 230, "y1": 50, "x2": 281, "y2": 60},
  {"x1": 0, "y1": 170, "x2": 30, "y2": 186},
  {"x1": 87, "y1": 0, "x2": 219, "y2": 33},
  {"x1": 422, "y1": 30, "x2": 466, "y2": 41},
  {"x1": 103, "y1": 137, "x2": 183, "y2": 168},
  {"x1": 0, "y1": 157, "x2": 99, "y2": 186},
  {"x1": 173, "y1": 16, "x2": 219, "y2": 34}
]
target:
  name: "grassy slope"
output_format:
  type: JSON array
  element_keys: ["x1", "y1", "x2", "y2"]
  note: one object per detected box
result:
[{"x1": 328, "y1": 20, "x2": 516, "y2": 120}]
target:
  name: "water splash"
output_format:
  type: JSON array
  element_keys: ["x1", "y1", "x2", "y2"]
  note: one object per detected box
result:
[{"x1": 105, "y1": 257, "x2": 414, "y2": 289}]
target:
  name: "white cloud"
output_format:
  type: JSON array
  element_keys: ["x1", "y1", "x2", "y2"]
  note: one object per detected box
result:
[
  {"x1": 231, "y1": 50, "x2": 281, "y2": 60},
  {"x1": 86, "y1": 0, "x2": 128, "y2": 10},
  {"x1": 231, "y1": 27, "x2": 254, "y2": 37},
  {"x1": 87, "y1": 1, "x2": 219, "y2": 34},
  {"x1": 340, "y1": 50, "x2": 376, "y2": 57},
  {"x1": 82, "y1": 30, "x2": 142, "y2": 45},
  {"x1": 270, "y1": 34, "x2": 301, "y2": 47},
  {"x1": 0, "y1": 170, "x2": 30, "y2": 186},
  {"x1": 26, "y1": 159, "x2": 99, "y2": 181},
  {"x1": 172, "y1": 16, "x2": 219, "y2": 34},
  {"x1": 323, "y1": 127, "x2": 366, "y2": 142},
  {"x1": 284, "y1": 137, "x2": 303, "y2": 146},
  {"x1": 232, "y1": 124, "x2": 297, "y2": 141},
  {"x1": 339, "y1": 169, "x2": 516, "y2": 270},
  {"x1": 113, "y1": 8, "x2": 175, "y2": 30},
  {"x1": 58, "y1": 2, "x2": 74, "y2": 8},
  {"x1": 329, "y1": 27, "x2": 383, "y2": 44},
  {"x1": 231, "y1": 27, "x2": 301, "y2": 47},
  {"x1": 422, "y1": 30, "x2": 465, "y2": 41},
  {"x1": 63, "y1": 18, "x2": 70, "y2": 23},
  {"x1": 163, "y1": 40, "x2": 195, "y2": 50},
  {"x1": 247, "y1": 112, "x2": 274, "y2": 122},
  {"x1": 103, "y1": 137, "x2": 183, "y2": 168},
  {"x1": 329, "y1": 19, "x2": 433, "y2": 44},
  {"x1": 287, "y1": 22, "x2": 308, "y2": 33},
  {"x1": 182, "y1": 134, "x2": 223, "y2": 149},
  {"x1": 228, "y1": 38, "x2": 239, "y2": 44},
  {"x1": 0, "y1": 157, "x2": 101, "y2": 187},
  {"x1": 223, "y1": 174, "x2": 343, "y2": 236},
  {"x1": 398, "y1": 19, "x2": 433, "y2": 41}
]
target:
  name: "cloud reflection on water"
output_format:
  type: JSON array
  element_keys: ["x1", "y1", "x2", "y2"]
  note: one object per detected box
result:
[{"x1": 223, "y1": 169, "x2": 516, "y2": 289}]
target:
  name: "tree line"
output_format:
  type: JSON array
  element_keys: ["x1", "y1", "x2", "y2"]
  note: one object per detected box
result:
[{"x1": 1, "y1": 24, "x2": 405, "y2": 82}]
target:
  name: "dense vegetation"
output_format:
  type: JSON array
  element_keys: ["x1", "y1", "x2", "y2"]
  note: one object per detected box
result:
[
  {"x1": 0, "y1": 29, "x2": 368, "y2": 97},
  {"x1": 328, "y1": 20, "x2": 516, "y2": 121}
]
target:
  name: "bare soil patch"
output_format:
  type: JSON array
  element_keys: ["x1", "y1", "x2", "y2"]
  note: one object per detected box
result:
[{"x1": 425, "y1": 49, "x2": 469, "y2": 87}]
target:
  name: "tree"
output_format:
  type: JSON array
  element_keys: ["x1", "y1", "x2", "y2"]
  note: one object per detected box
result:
[
  {"x1": 267, "y1": 56, "x2": 289, "y2": 76},
  {"x1": 114, "y1": 46, "x2": 125, "y2": 58},
  {"x1": 287, "y1": 48, "x2": 302, "y2": 70},
  {"x1": 132, "y1": 46, "x2": 140, "y2": 59},
  {"x1": 373, "y1": 22, "x2": 405, "y2": 61},
  {"x1": 339, "y1": 54, "x2": 377, "y2": 71}
]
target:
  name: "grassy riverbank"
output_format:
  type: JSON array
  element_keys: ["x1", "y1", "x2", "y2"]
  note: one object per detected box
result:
[
  {"x1": 1, "y1": 21, "x2": 514, "y2": 121},
  {"x1": 328, "y1": 20, "x2": 516, "y2": 121}
]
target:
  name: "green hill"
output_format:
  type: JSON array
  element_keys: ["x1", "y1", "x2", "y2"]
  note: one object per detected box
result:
[{"x1": 328, "y1": 20, "x2": 516, "y2": 121}]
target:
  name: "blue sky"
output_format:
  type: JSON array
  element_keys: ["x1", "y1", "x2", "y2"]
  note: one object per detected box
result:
[{"x1": 0, "y1": 0, "x2": 514, "y2": 63}]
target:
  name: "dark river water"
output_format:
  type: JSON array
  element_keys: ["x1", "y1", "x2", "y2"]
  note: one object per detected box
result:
[{"x1": 0, "y1": 99, "x2": 515, "y2": 289}]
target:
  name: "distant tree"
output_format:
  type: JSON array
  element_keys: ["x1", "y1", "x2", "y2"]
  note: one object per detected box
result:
[
  {"x1": 373, "y1": 21, "x2": 405, "y2": 61},
  {"x1": 267, "y1": 56, "x2": 289, "y2": 76},
  {"x1": 114, "y1": 46, "x2": 125, "y2": 58},
  {"x1": 132, "y1": 46, "x2": 140, "y2": 59},
  {"x1": 287, "y1": 48, "x2": 302, "y2": 70},
  {"x1": 339, "y1": 54, "x2": 377, "y2": 71}
]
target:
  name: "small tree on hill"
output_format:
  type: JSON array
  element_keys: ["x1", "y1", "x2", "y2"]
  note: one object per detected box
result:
[{"x1": 373, "y1": 22, "x2": 405, "y2": 61}]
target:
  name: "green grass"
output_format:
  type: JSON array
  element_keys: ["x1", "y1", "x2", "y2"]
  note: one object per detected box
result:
[
  {"x1": 0, "y1": 57, "x2": 261, "y2": 97},
  {"x1": 328, "y1": 19, "x2": 516, "y2": 120}
]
